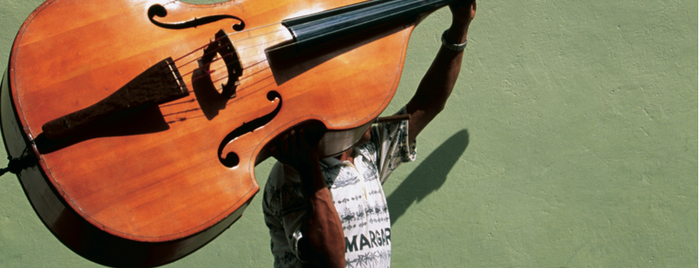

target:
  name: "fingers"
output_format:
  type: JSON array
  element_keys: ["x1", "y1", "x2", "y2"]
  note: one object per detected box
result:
[
  {"x1": 286, "y1": 130, "x2": 295, "y2": 155},
  {"x1": 271, "y1": 128, "x2": 308, "y2": 158},
  {"x1": 297, "y1": 128, "x2": 310, "y2": 151},
  {"x1": 269, "y1": 125, "x2": 325, "y2": 173},
  {"x1": 449, "y1": 0, "x2": 476, "y2": 24}
]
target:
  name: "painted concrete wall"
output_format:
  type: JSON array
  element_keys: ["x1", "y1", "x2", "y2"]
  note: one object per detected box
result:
[{"x1": 0, "y1": 0, "x2": 695, "y2": 267}]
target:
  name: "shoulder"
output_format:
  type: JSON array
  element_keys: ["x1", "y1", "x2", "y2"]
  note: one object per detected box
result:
[
  {"x1": 263, "y1": 162, "x2": 305, "y2": 216},
  {"x1": 266, "y1": 162, "x2": 301, "y2": 188}
]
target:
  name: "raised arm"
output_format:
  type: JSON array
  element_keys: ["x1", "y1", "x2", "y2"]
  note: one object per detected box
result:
[{"x1": 406, "y1": 0, "x2": 477, "y2": 142}]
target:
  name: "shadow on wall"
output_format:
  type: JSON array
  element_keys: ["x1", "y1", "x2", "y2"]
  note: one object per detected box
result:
[{"x1": 387, "y1": 129, "x2": 469, "y2": 225}]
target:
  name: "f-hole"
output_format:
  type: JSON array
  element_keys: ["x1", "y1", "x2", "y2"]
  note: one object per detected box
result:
[
  {"x1": 192, "y1": 29, "x2": 244, "y2": 120},
  {"x1": 148, "y1": 4, "x2": 246, "y2": 31},
  {"x1": 218, "y1": 91, "x2": 282, "y2": 168}
]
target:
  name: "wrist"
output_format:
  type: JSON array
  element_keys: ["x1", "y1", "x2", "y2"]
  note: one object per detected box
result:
[
  {"x1": 442, "y1": 28, "x2": 468, "y2": 52},
  {"x1": 447, "y1": 21, "x2": 469, "y2": 44}
]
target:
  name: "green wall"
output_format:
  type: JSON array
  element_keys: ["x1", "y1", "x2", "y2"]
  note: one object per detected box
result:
[{"x1": 0, "y1": 0, "x2": 696, "y2": 267}]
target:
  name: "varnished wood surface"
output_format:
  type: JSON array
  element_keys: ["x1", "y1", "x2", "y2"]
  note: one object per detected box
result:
[{"x1": 5, "y1": 0, "x2": 417, "y2": 265}]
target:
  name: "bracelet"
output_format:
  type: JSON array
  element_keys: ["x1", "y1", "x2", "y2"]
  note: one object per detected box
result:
[{"x1": 441, "y1": 29, "x2": 467, "y2": 51}]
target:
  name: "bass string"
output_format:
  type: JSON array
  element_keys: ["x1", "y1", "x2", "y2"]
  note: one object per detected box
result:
[
  {"x1": 157, "y1": 22, "x2": 296, "y2": 119},
  {"x1": 161, "y1": 71, "x2": 277, "y2": 120},
  {"x1": 161, "y1": 73, "x2": 278, "y2": 122},
  {"x1": 141, "y1": 0, "x2": 294, "y2": 73},
  {"x1": 170, "y1": 24, "x2": 288, "y2": 71},
  {"x1": 205, "y1": 58, "x2": 270, "y2": 87},
  {"x1": 162, "y1": 46, "x2": 285, "y2": 119},
  {"x1": 179, "y1": 40, "x2": 282, "y2": 95},
  {"x1": 169, "y1": 27, "x2": 291, "y2": 95},
  {"x1": 183, "y1": 36, "x2": 284, "y2": 84},
  {"x1": 161, "y1": 16, "x2": 288, "y2": 65}
]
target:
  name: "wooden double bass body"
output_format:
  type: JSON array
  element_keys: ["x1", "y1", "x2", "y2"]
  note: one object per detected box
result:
[{"x1": 2, "y1": 0, "x2": 454, "y2": 266}]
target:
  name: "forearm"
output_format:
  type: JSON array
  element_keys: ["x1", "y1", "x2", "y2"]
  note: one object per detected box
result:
[
  {"x1": 406, "y1": 23, "x2": 470, "y2": 140},
  {"x1": 406, "y1": 1, "x2": 475, "y2": 142},
  {"x1": 296, "y1": 164, "x2": 345, "y2": 267},
  {"x1": 411, "y1": 23, "x2": 468, "y2": 112}
]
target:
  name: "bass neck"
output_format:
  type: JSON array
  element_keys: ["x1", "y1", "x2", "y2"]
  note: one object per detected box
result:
[{"x1": 282, "y1": 0, "x2": 456, "y2": 51}]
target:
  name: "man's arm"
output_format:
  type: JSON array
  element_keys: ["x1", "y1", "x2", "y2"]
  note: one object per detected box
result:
[
  {"x1": 406, "y1": 0, "x2": 477, "y2": 142},
  {"x1": 272, "y1": 128, "x2": 345, "y2": 268}
]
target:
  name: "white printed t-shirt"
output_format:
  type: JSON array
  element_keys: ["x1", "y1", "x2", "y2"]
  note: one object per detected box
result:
[{"x1": 263, "y1": 109, "x2": 416, "y2": 268}]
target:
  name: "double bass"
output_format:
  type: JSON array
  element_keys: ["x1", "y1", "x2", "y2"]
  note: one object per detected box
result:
[{"x1": 1, "y1": 0, "x2": 456, "y2": 266}]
